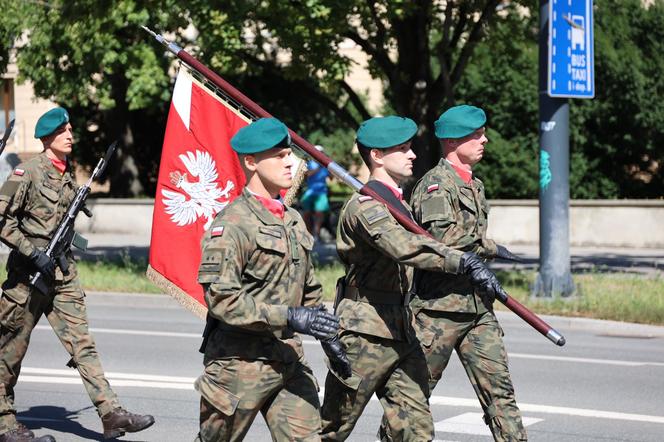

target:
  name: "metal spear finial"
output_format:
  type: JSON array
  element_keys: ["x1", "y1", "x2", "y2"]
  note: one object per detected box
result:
[{"x1": 141, "y1": 25, "x2": 182, "y2": 55}]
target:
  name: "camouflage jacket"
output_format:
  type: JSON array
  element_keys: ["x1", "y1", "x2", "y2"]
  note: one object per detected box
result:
[
  {"x1": 0, "y1": 152, "x2": 78, "y2": 281},
  {"x1": 410, "y1": 159, "x2": 498, "y2": 313},
  {"x1": 336, "y1": 183, "x2": 463, "y2": 341},
  {"x1": 197, "y1": 188, "x2": 321, "y2": 362}
]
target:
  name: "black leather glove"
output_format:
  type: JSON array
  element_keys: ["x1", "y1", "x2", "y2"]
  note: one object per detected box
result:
[
  {"x1": 321, "y1": 335, "x2": 352, "y2": 379},
  {"x1": 460, "y1": 252, "x2": 507, "y2": 306},
  {"x1": 287, "y1": 305, "x2": 339, "y2": 340},
  {"x1": 29, "y1": 249, "x2": 55, "y2": 280},
  {"x1": 495, "y1": 245, "x2": 522, "y2": 262}
]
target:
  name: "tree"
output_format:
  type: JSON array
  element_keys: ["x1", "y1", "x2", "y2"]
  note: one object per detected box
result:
[
  {"x1": 186, "y1": 0, "x2": 519, "y2": 182},
  {"x1": 0, "y1": 1, "x2": 23, "y2": 74},
  {"x1": 8, "y1": 0, "x2": 188, "y2": 196},
  {"x1": 570, "y1": 0, "x2": 664, "y2": 198},
  {"x1": 459, "y1": 0, "x2": 664, "y2": 199}
]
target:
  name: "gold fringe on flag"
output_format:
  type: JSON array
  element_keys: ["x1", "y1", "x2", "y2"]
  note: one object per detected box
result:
[{"x1": 146, "y1": 264, "x2": 207, "y2": 320}]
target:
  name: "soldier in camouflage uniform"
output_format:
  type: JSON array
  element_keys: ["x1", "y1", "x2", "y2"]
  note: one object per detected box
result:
[
  {"x1": 195, "y1": 117, "x2": 345, "y2": 442},
  {"x1": 0, "y1": 108, "x2": 154, "y2": 442},
  {"x1": 408, "y1": 105, "x2": 527, "y2": 441},
  {"x1": 320, "y1": 116, "x2": 506, "y2": 442}
]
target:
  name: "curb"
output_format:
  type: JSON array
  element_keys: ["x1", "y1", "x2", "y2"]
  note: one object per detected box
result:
[
  {"x1": 86, "y1": 291, "x2": 664, "y2": 338},
  {"x1": 494, "y1": 310, "x2": 664, "y2": 338}
]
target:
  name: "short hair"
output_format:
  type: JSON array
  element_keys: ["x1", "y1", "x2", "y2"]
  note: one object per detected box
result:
[{"x1": 356, "y1": 141, "x2": 375, "y2": 169}]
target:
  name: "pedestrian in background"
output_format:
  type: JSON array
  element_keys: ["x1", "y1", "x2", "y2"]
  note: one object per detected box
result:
[{"x1": 301, "y1": 145, "x2": 330, "y2": 241}]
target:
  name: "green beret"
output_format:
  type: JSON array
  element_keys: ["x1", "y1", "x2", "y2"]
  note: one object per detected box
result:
[
  {"x1": 356, "y1": 116, "x2": 417, "y2": 149},
  {"x1": 434, "y1": 105, "x2": 486, "y2": 139},
  {"x1": 34, "y1": 107, "x2": 70, "y2": 139},
  {"x1": 230, "y1": 118, "x2": 290, "y2": 154}
]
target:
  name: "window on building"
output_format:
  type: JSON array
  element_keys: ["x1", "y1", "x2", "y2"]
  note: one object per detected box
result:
[{"x1": 1, "y1": 79, "x2": 15, "y2": 133}]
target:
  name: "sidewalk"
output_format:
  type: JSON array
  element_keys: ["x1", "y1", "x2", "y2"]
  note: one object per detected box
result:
[{"x1": 312, "y1": 241, "x2": 664, "y2": 275}]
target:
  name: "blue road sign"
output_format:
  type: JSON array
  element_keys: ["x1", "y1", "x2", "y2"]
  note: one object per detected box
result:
[{"x1": 548, "y1": 0, "x2": 594, "y2": 98}]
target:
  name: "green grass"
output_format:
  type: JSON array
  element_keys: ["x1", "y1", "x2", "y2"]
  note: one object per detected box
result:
[
  {"x1": 0, "y1": 257, "x2": 162, "y2": 294},
  {"x1": 494, "y1": 270, "x2": 664, "y2": 325},
  {"x1": 76, "y1": 259, "x2": 162, "y2": 293},
  {"x1": 2, "y1": 257, "x2": 661, "y2": 325},
  {"x1": 314, "y1": 263, "x2": 664, "y2": 326}
]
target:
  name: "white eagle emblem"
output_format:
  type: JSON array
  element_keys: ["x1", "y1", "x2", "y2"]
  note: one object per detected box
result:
[{"x1": 161, "y1": 150, "x2": 235, "y2": 230}]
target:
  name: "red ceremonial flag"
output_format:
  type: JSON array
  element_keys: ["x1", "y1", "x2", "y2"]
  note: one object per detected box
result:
[{"x1": 147, "y1": 67, "x2": 248, "y2": 318}]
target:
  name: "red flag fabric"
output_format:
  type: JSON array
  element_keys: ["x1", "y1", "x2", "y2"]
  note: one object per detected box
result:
[{"x1": 148, "y1": 68, "x2": 247, "y2": 314}]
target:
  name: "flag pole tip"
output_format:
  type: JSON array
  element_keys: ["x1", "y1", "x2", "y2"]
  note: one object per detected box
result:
[{"x1": 141, "y1": 25, "x2": 157, "y2": 37}]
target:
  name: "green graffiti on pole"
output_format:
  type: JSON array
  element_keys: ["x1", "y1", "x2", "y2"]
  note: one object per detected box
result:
[{"x1": 540, "y1": 150, "x2": 552, "y2": 190}]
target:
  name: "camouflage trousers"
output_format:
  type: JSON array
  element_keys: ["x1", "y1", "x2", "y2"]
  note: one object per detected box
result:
[
  {"x1": 194, "y1": 356, "x2": 322, "y2": 442},
  {"x1": 391, "y1": 309, "x2": 527, "y2": 442},
  {"x1": 0, "y1": 273, "x2": 120, "y2": 434},
  {"x1": 320, "y1": 331, "x2": 434, "y2": 442}
]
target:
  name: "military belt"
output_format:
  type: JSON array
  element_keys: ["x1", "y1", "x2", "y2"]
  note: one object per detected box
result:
[
  {"x1": 215, "y1": 323, "x2": 295, "y2": 340},
  {"x1": 342, "y1": 286, "x2": 404, "y2": 305}
]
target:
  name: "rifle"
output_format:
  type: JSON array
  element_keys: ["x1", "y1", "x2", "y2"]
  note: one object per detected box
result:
[
  {"x1": 0, "y1": 119, "x2": 15, "y2": 157},
  {"x1": 29, "y1": 142, "x2": 117, "y2": 295},
  {"x1": 143, "y1": 28, "x2": 565, "y2": 347}
]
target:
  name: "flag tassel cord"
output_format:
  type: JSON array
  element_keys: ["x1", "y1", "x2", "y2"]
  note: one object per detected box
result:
[
  {"x1": 146, "y1": 265, "x2": 207, "y2": 320},
  {"x1": 142, "y1": 26, "x2": 566, "y2": 346}
]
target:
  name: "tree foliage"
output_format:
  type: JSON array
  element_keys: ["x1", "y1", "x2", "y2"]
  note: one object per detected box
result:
[
  {"x1": 2, "y1": 0, "x2": 662, "y2": 198},
  {"x1": 459, "y1": 0, "x2": 664, "y2": 199},
  {"x1": 6, "y1": 0, "x2": 188, "y2": 196},
  {"x1": 187, "y1": 0, "x2": 511, "y2": 180}
]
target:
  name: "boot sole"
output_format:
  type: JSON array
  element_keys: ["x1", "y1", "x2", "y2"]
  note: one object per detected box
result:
[{"x1": 103, "y1": 417, "x2": 155, "y2": 440}]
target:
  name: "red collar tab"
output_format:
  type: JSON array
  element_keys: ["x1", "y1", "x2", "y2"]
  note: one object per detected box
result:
[
  {"x1": 50, "y1": 157, "x2": 67, "y2": 174},
  {"x1": 446, "y1": 160, "x2": 472, "y2": 184},
  {"x1": 252, "y1": 193, "x2": 285, "y2": 219}
]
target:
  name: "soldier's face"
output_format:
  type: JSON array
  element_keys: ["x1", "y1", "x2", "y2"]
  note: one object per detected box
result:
[
  {"x1": 44, "y1": 123, "x2": 74, "y2": 159},
  {"x1": 455, "y1": 128, "x2": 487, "y2": 166},
  {"x1": 251, "y1": 147, "x2": 294, "y2": 193},
  {"x1": 375, "y1": 141, "x2": 416, "y2": 180}
]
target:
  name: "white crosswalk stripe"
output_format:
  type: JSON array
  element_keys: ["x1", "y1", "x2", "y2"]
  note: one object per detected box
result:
[{"x1": 434, "y1": 412, "x2": 543, "y2": 436}]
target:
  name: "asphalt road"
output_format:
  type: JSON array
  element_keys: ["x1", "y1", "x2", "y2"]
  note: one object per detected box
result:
[{"x1": 16, "y1": 293, "x2": 664, "y2": 442}]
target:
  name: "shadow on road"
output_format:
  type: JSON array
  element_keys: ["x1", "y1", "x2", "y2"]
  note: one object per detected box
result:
[{"x1": 18, "y1": 406, "x2": 146, "y2": 441}]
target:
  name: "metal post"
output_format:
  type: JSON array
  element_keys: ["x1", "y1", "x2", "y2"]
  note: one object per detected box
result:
[{"x1": 534, "y1": 0, "x2": 575, "y2": 297}]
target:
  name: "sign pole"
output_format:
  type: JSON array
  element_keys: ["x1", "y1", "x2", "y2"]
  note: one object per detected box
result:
[{"x1": 534, "y1": 0, "x2": 588, "y2": 297}]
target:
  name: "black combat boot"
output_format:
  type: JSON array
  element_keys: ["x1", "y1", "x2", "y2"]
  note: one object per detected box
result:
[{"x1": 101, "y1": 408, "x2": 155, "y2": 439}]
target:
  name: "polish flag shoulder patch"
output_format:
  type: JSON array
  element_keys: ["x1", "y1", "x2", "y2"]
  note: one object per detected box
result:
[
  {"x1": 358, "y1": 195, "x2": 373, "y2": 203},
  {"x1": 13, "y1": 169, "x2": 25, "y2": 176},
  {"x1": 427, "y1": 184, "x2": 439, "y2": 193},
  {"x1": 211, "y1": 226, "x2": 225, "y2": 238}
]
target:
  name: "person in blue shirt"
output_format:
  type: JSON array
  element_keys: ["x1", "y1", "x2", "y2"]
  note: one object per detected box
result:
[{"x1": 301, "y1": 146, "x2": 330, "y2": 240}]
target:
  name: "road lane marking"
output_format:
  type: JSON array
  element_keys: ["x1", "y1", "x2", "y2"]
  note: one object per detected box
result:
[
  {"x1": 434, "y1": 413, "x2": 543, "y2": 436},
  {"x1": 427, "y1": 396, "x2": 664, "y2": 424},
  {"x1": 21, "y1": 375, "x2": 194, "y2": 390},
  {"x1": 20, "y1": 368, "x2": 664, "y2": 424},
  {"x1": 22, "y1": 367, "x2": 195, "y2": 384},
  {"x1": 32, "y1": 327, "x2": 664, "y2": 367},
  {"x1": 509, "y1": 352, "x2": 664, "y2": 367},
  {"x1": 34, "y1": 325, "x2": 200, "y2": 339},
  {"x1": 311, "y1": 339, "x2": 664, "y2": 367}
]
